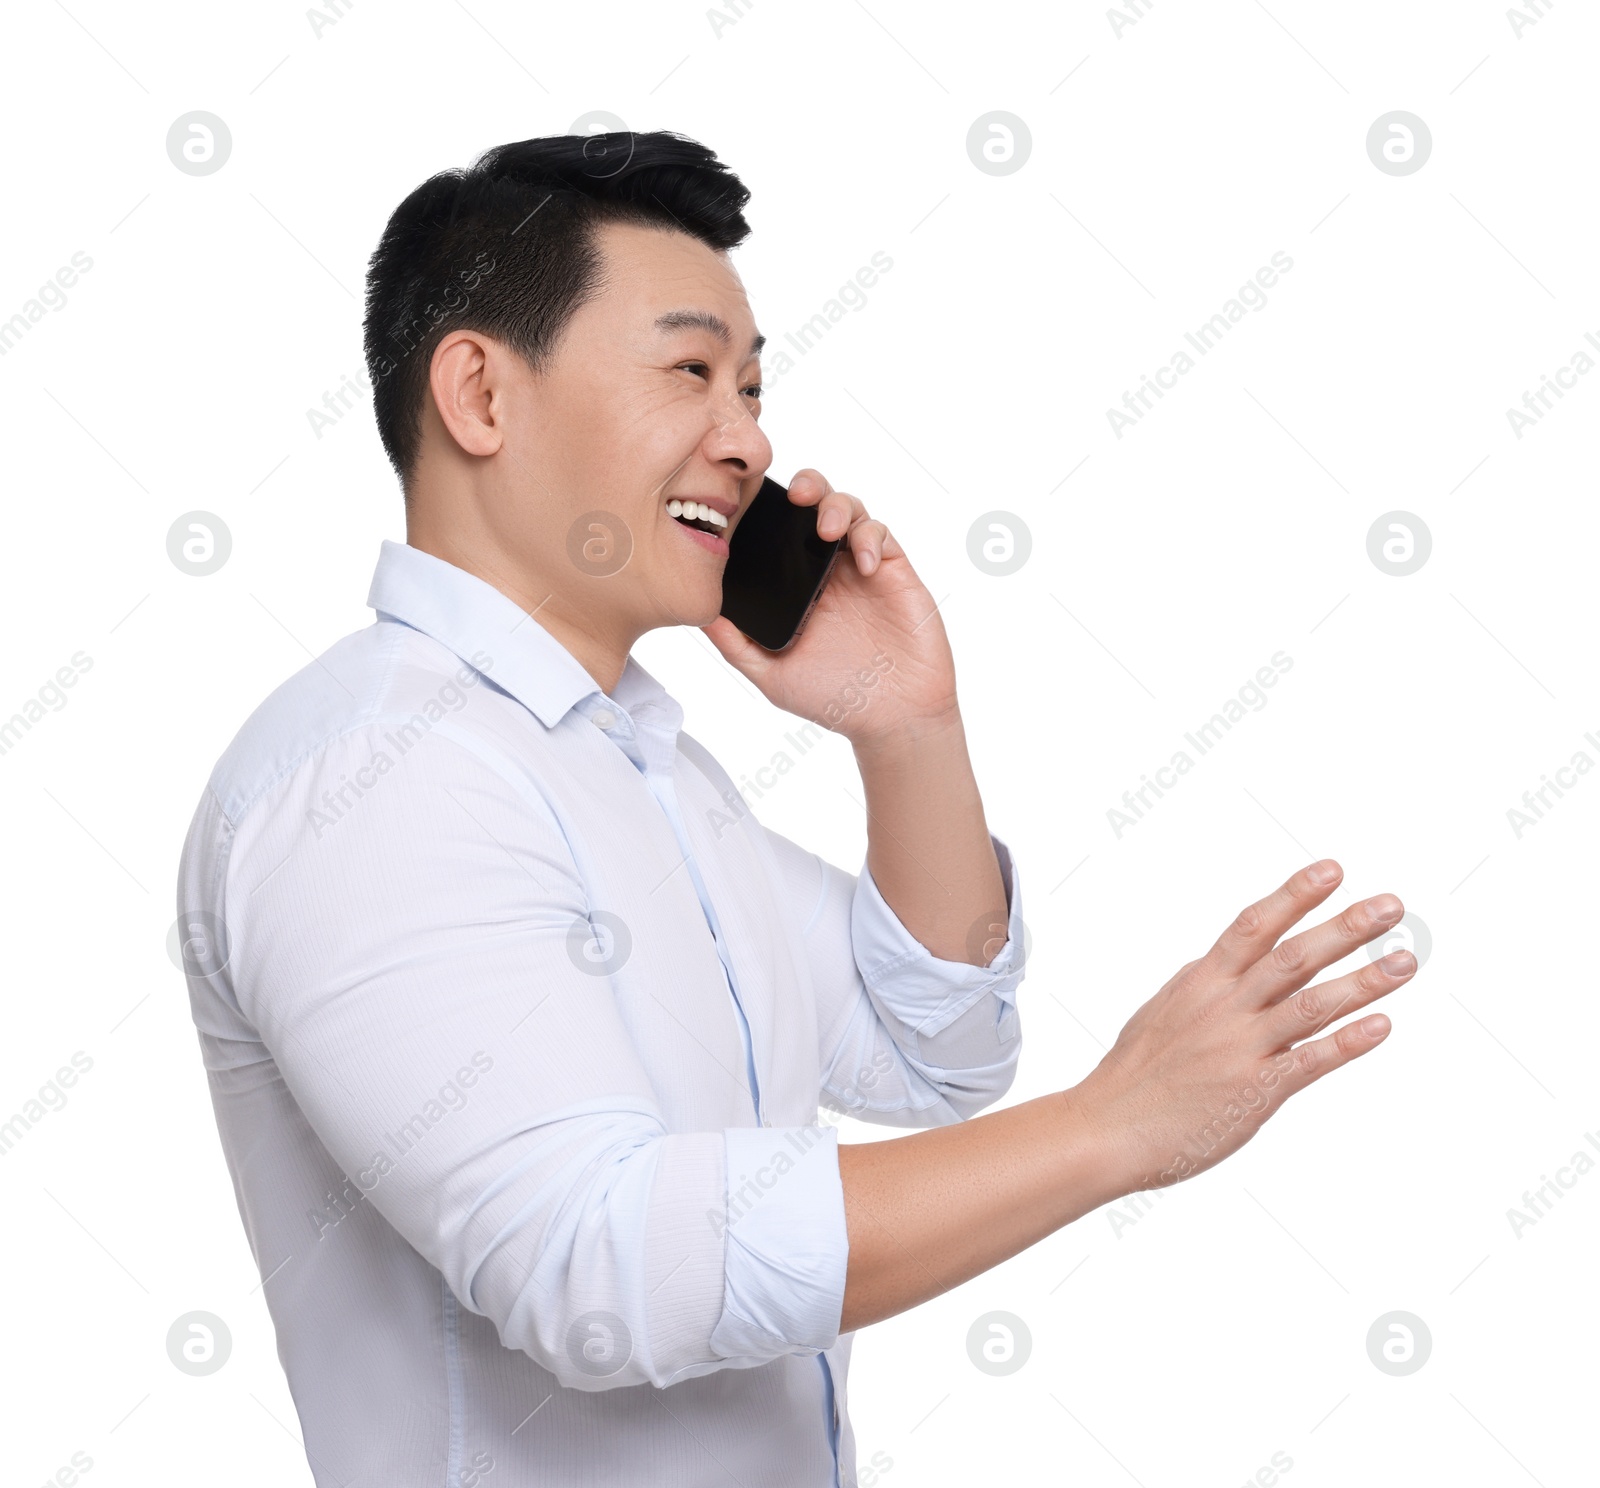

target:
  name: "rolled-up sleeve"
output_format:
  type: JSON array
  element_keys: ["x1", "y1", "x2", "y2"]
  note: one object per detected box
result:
[
  {"x1": 761, "y1": 826, "x2": 1027, "y2": 1128},
  {"x1": 223, "y1": 719, "x2": 845, "y2": 1393},
  {"x1": 709, "y1": 1123, "x2": 848, "y2": 1361}
]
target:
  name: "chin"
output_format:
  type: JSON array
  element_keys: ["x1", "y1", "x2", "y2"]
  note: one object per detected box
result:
[
  {"x1": 656, "y1": 577, "x2": 724, "y2": 630},
  {"x1": 682, "y1": 593, "x2": 724, "y2": 629}
]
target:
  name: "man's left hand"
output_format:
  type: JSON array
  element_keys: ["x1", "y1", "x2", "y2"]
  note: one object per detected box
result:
[{"x1": 700, "y1": 468, "x2": 959, "y2": 747}]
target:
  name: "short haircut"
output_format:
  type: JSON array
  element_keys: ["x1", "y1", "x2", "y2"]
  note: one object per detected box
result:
[{"x1": 361, "y1": 131, "x2": 753, "y2": 494}]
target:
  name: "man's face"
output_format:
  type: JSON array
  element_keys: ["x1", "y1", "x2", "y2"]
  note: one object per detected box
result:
[{"x1": 491, "y1": 218, "x2": 772, "y2": 634}]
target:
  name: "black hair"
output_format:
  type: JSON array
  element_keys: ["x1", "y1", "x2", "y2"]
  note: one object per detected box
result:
[{"x1": 361, "y1": 130, "x2": 753, "y2": 494}]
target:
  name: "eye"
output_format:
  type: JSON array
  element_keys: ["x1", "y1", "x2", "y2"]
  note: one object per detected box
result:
[{"x1": 676, "y1": 361, "x2": 763, "y2": 401}]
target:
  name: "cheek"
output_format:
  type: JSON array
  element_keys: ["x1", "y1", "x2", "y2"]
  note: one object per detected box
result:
[
  {"x1": 625, "y1": 385, "x2": 709, "y2": 453},
  {"x1": 631, "y1": 406, "x2": 723, "y2": 495},
  {"x1": 542, "y1": 372, "x2": 721, "y2": 544}
]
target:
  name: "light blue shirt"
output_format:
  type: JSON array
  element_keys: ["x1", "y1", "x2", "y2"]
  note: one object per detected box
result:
[{"x1": 175, "y1": 538, "x2": 1027, "y2": 1487}]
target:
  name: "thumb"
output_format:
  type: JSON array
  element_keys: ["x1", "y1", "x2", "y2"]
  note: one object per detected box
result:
[{"x1": 700, "y1": 615, "x2": 775, "y2": 683}]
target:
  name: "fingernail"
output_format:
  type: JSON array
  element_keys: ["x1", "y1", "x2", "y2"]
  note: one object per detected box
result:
[
  {"x1": 1361, "y1": 1014, "x2": 1390, "y2": 1038},
  {"x1": 1309, "y1": 860, "x2": 1341, "y2": 884},
  {"x1": 1366, "y1": 894, "x2": 1402, "y2": 924},
  {"x1": 1379, "y1": 950, "x2": 1415, "y2": 976}
]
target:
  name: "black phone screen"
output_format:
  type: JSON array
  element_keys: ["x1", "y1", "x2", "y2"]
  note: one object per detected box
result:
[{"x1": 719, "y1": 476, "x2": 843, "y2": 651}]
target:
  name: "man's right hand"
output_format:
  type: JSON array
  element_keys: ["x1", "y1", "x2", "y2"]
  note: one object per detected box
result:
[
  {"x1": 1068, "y1": 858, "x2": 1418, "y2": 1193},
  {"x1": 836, "y1": 857, "x2": 1420, "y2": 1335}
]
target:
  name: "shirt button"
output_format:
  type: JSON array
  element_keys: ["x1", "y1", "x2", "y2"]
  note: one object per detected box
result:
[
  {"x1": 591, "y1": 709, "x2": 615, "y2": 729},
  {"x1": 761, "y1": 1115, "x2": 772, "y2": 1127}
]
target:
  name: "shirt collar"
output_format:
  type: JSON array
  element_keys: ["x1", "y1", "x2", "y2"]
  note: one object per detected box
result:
[{"x1": 365, "y1": 540, "x2": 681, "y2": 749}]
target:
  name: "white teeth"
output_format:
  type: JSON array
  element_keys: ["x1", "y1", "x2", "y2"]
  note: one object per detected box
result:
[{"x1": 666, "y1": 499, "x2": 729, "y2": 529}]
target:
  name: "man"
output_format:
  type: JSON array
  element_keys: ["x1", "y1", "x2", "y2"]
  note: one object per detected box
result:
[{"x1": 175, "y1": 131, "x2": 1417, "y2": 1487}]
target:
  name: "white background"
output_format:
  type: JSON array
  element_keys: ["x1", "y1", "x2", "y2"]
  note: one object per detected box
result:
[{"x1": 1, "y1": 1, "x2": 1595, "y2": 1483}]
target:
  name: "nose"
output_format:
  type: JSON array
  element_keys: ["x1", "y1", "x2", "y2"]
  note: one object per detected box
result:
[{"x1": 703, "y1": 389, "x2": 772, "y2": 486}]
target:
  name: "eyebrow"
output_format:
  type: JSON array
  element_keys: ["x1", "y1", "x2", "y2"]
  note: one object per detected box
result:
[{"x1": 654, "y1": 309, "x2": 765, "y2": 359}]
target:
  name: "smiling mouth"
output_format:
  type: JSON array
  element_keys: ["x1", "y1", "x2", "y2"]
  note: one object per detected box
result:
[{"x1": 667, "y1": 498, "x2": 729, "y2": 536}]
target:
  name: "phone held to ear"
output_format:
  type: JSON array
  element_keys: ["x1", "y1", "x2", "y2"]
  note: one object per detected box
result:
[{"x1": 719, "y1": 475, "x2": 843, "y2": 652}]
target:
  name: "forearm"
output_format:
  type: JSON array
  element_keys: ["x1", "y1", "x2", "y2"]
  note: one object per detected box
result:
[
  {"x1": 835, "y1": 1086, "x2": 1122, "y2": 1333},
  {"x1": 831, "y1": 861, "x2": 1421, "y2": 1335},
  {"x1": 853, "y1": 710, "x2": 1008, "y2": 965}
]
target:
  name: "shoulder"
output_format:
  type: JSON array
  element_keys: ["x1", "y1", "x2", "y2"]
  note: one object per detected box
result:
[{"x1": 202, "y1": 620, "x2": 505, "y2": 829}]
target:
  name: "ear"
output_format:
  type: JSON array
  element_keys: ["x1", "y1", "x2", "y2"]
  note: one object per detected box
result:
[{"x1": 428, "y1": 330, "x2": 503, "y2": 460}]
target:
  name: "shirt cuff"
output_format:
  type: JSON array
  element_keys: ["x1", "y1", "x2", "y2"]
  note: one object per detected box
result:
[
  {"x1": 708, "y1": 1124, "x2": 849, "y2": 1362},
  {"x1": 850, "y1": 833, "x2": 1026, "y2": 1040}
]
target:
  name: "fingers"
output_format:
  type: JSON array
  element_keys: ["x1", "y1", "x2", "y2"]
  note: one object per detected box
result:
[
  {"x1": 1274, "y1": 1007, "x2": 1393, "y2": 1098},
  {"x1": 821, "y1": 495, "x2": 864, "y2": 543},
  {"x1": 845, "y1": 518, "x2": 892, "y2": 574},
  {"x1": 790, "y1": 469, "x2": 880, "y2": 559},
  {"x1": 1202, "y1": 860, "x2": 1345, "y2": 980},
  {"x1": 788, "y1": 469, "x2": 840, "y2": 524},
  {"x1": 1240, "y1": 892, "x2": 1406, "y2": 1006},
  {"x1": 788, "y1": 469, "x2": 829, "y2": 502},
  {"x1": 1261, "y1": 949, "x2": 1416, "y2": 1049}
]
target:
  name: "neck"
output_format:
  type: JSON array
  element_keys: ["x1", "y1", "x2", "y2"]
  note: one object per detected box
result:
[{"x1": 405, "y1": 522, "x2": 634, "y2": 697}]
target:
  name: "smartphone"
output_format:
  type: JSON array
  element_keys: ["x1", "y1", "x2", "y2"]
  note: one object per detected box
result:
[{"x1": 719, "y1": 475, "x2": 843, "y2": 652}]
